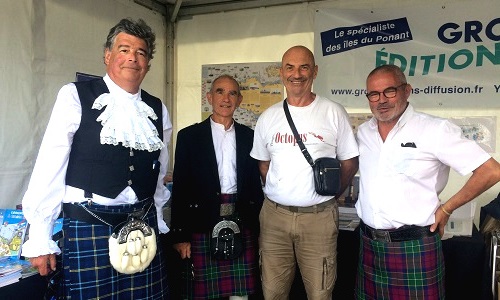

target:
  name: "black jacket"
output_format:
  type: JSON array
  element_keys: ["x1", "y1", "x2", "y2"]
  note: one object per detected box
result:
[{"x1": 169, "y1": 118, "x2": 264, "y2": 243}]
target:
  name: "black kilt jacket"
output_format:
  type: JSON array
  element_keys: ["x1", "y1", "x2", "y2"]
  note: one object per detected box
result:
[{"x1": 169, "y1": 117, "x2": 264, "y2": 243}]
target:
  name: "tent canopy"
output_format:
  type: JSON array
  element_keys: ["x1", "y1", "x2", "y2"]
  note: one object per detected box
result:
[{"x1": 136, "y1": 0, "x2": 325, "y2": 20}]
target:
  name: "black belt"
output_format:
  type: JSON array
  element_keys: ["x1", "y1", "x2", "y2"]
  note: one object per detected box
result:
[
  {"x1": 359, "y1": 221, "x2": 437, "y2": 242},
  {"x1": 63, "y1": 200, "x2": 152, "y2": 228},
  {"x1": 267, "y1": 198, "x2": 335, "y2": 213}
]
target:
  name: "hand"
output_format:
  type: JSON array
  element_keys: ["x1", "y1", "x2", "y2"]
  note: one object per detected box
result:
[
  {"x1": 173, "y1": 242, "x2": 191, "y2": 259},
  {"x1": 430, "y1": 206, "x2": 450, "y2": 237},
  {"x1": 29, "y1": 254, "x2": 57, "y2": 276}
]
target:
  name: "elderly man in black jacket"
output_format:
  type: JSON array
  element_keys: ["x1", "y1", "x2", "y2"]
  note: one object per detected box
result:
[{"x1": 170, "y1": 74, "x2": 264, "y2": 300}]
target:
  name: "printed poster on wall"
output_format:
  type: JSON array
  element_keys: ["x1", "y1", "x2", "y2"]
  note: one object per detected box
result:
[{"x1": 313, "y1": 0, "x2": 500, "y2": 108}]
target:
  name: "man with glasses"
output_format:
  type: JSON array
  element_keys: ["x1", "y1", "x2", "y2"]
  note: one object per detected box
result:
[{"x1": 355, "y1": 64, "x2": 500, "y2": 299}]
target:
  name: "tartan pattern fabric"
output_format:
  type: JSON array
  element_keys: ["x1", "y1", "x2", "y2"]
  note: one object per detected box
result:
[
  {"x1": 60, "y1": 199, "x2": 169, "y2": 300},
  {"x1": 355, "y1": 230, "x2": 445, "y2": 300},
  {"x1": 190, "y1": 229, "x2": 258, "y2": 299},
  {"x1": 183, "y1": 191, "x2": 258, "y2": 299}
]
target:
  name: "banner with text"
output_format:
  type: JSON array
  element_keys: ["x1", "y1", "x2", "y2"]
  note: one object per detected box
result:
[{"x1": 313, "y1": 1, "x2": 500, "y2": 108}]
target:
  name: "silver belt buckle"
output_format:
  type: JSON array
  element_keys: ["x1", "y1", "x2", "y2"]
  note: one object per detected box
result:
[
  {"x1": 371, "y1": 228, "x2": 391, "y2": 242},
  {"x1": 220, "y1": 203, "x2": 235, "y2": 216}
]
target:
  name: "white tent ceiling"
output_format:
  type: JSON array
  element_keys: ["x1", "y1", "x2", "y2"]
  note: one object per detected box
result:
[{"x1": 135, "y1": 0, "x2": 325, "y2": 21}]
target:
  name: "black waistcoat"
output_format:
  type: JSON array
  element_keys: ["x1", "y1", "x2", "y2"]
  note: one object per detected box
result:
[{"x1": 65, "y1": 78, "x2": 163, "y2": 200}]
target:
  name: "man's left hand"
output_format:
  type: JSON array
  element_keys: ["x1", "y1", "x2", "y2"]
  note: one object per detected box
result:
[{"x1": 430, "y1": 206, "x2": 450, "y2": 237}]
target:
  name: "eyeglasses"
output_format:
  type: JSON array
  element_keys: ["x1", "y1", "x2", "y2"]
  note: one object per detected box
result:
[{"x1": 366, "y1": 83, "x2": 407, "y2": 102}]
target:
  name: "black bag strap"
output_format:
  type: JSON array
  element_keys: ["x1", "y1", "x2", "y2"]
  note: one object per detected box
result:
[{"x1": 283, "y1": 100, "x2": 314, "y2": 167}]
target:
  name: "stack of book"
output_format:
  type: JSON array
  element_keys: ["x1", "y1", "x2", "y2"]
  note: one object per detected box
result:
[
  {"x1": 0, "y1": 256, "x2": 38, "y2": 288},
  {"x1": 0, "y1": 257, "x2": 24, "y2": 288},
  {"x1": 337, "y1": 175, "x2": 360, "y2": 231},
  {"x1": 338, "y1": 200, "x2": 360, "y2": 231},
  {"x1": 0, "y1": 209, "x2": 32, "y2": 287}
]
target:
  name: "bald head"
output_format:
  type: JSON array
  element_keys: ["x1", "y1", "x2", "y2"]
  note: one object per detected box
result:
[
  {"x1": 282, "y1": 45, "x2": 316, "y2": 67},
  {"x1": 210, "y1": 74, "x2": 241, "y2": 94}
]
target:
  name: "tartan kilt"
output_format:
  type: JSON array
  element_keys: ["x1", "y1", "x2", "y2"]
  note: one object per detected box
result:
[
  {"x1": 60, "y1": 200, "x2": 169, "y2": 300},
  {"x1": 355, "y1": 230, "x2": 445, "y2": 300},
  {"x1": 189, "y1": 228, "x2": 259, "y2": 299}
]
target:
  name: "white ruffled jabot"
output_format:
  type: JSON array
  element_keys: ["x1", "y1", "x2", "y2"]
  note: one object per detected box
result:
[{"x1": 92, "y1": 93, "x2": 164, "y2": 152}]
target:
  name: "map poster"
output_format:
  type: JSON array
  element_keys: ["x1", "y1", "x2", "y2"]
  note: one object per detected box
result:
[{"x1": 201, "y1": 62, "x2": 284, "y2": 129}]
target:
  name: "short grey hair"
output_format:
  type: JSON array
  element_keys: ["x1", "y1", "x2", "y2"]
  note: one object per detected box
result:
[
  {"x1": 104, "y1": 18, "x2": 156, "y2": 61},
  {"x1": 367, "y1": 64, "x2": 407, "y2": 84}
]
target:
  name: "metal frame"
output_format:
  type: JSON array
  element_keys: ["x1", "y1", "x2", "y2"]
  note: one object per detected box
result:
[
  {"x1": 135, "y1": 0, "x2": 325, "y2": 21},
  {"x1": 492, "y1": 232, "x2": 499, "y2": 299}
]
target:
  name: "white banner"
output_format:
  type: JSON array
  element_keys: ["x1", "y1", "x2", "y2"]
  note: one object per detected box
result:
[{"x1": 313, "y1": 0, "x2": 500, "y2": 108}]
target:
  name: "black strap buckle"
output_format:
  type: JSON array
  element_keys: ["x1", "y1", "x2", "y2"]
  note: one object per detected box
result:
[{"x1": 371, "y1": 228, "x2": 392, "y2": 242}]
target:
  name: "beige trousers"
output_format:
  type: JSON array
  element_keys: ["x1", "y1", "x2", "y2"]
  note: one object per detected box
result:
[{"x1": 259, "y1": 198, "x2": 339, "y2": 300}]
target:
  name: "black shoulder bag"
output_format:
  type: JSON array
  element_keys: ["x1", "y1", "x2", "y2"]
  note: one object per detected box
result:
[{"x1": 283, "y1": 100, "x2": 341, "y2": 196}]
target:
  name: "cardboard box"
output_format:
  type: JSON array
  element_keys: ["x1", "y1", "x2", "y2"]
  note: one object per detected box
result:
[{"x1": 444, "y1": 201, "x2": 475, "y2": 237}]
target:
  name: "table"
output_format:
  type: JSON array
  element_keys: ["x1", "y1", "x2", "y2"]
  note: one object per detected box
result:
[
  {"x1": 0, "y1": 273, "x2": 47, "y2": 300},
  {"x1": 442, "y1": 226, "x2": 489, "y2": 300},
  {"x1": 0, "y1": 227, "x2": 488, "y2": 299}
]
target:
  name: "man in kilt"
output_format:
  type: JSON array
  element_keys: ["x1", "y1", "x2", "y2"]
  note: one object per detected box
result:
[
  {"x1": 170, "y1": 75, "x2": 264, "y2": 299},
  {"x1": 355, "y1": 64, "x2": 500, "y2": 299},
  {"x1": 21, "y1": 18, "x2": 172, "y2": 299}
]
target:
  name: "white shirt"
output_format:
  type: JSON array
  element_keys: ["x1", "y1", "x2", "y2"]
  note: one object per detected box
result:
[
  {"x1": 210, "y1": 118, "x2": 237, "y2": 194},
  {"x1": 355, "y1": 104, "x2": 490, "y2": 229},
  {"x1": 21, "y1": 74, "x2": 172, "y2": 257},
  {"x1": 251, "y1": 95, "x2": 359, "y2": 206}
]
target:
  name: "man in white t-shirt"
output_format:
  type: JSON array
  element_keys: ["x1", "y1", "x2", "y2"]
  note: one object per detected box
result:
[
  {"x1": 355, "y1": 64, "x2": 500, "y2": 299},
  {"x1": 250, "y1": 45, "x2": 359, "y2": 299}
]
